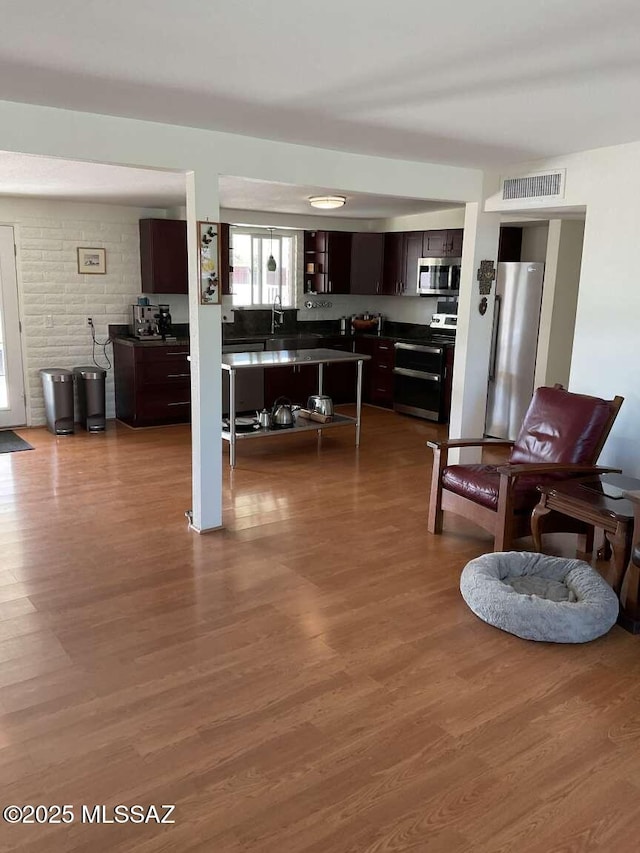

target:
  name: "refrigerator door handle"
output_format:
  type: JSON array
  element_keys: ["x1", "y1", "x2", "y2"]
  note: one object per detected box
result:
[{"x1": 488, "y1": 294, "x2": 501, "y2": 381}]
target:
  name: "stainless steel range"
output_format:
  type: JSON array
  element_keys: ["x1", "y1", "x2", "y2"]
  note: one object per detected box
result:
[{"x1": 392, "y1": 314, "x2": 456, "y2": 422}]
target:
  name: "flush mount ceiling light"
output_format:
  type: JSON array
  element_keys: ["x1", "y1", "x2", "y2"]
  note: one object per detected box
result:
[{"x1": 308, "y1": 195, "x2": 346, "y2": 210}]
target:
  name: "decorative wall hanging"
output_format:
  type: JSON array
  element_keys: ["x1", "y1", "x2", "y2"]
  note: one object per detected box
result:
[
  {"x1": 198, "y1": 221, "x2": 220, "y2": 304},
  {"x1": 479, "y1": 297, "x2": 488, "y2": 316},
  {"x1": 477, "y1": 259, "x2": 496, "y2": 295},
  {"x1": 77, "y1": 247, "x2": 106, "y2": 275}
]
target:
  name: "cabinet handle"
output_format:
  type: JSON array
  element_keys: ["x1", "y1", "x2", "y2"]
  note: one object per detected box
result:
[
  {"x1": 166, "y1": 351, "x2": 188, "y2": 356},
  {"x1": 167, "y1": 373, "x2": 190, "y2": 378},
  {"x1": 376, "y1": 281, "x2": 380, "y2": 294},
  {"x1": 167, "y1": 401, "x2": 190, "y2": 407}
]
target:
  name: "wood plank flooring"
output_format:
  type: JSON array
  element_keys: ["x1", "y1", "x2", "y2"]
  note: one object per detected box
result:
[{"x1": 0, "y1": 406, "x2": 639, "y2": 852}]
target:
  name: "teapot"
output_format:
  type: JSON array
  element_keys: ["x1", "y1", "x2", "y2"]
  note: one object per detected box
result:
[
  {"x1": 257, "y1": 408, "x2": 271, "y2": 429},
  {"x1": 270, "y1": 397, "x2": 294, "y2": 429}
]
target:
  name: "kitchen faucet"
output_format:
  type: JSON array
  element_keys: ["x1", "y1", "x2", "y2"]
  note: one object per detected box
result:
[{"x1": 271, "y1": 294, "x2": 285, "y2": 334}]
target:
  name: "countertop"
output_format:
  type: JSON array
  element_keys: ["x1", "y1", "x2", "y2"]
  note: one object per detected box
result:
[
  {"x1": 113, "y1": 335, "x2": 190, "y2": 348},
  {"x1": 222, "y1": 348, "x2": 371, "y2": 370}
]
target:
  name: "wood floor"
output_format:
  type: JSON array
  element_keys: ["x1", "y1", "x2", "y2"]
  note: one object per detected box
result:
[{"x1": 1, "y1": 406, "x2": 639, "y2": 852}]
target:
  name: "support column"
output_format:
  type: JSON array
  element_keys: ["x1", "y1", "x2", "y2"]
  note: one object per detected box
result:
[
  {"x1": 448, "y1": 186, "x2": 501, "y2": 464},
  {"x1": 186, "y1": 170, "x2": 223, "y2": 532}
]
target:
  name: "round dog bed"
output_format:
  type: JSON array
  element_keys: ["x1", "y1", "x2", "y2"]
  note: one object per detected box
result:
[{"x1": 460, "y1": 552, "x2": 619, "y2": 643}]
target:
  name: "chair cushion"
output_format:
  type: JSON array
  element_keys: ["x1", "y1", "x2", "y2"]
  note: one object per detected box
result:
[
  {"x1": 442, "y1": 464, "x2": 566, "y2": 512},
  {"x1": 460, "y1": 552, "x2": 619, "y2": 643},
  {"x1": 509, "y1": 386, "x2": 612, "y2": 465}
]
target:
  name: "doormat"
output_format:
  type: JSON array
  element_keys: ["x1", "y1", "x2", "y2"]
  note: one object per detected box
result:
[{"x1": 0, "y1": 430, "x2": 34, "y2": 454}]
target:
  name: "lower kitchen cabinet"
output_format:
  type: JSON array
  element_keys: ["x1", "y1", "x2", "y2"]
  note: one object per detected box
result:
[
  {"x1": 113, "y1": 340, "x2": 191, "y2": 427},
  {"x1": 323, "y1": 337, "x2": 356, "y2": 403},
  {"x1": 264, "y1": 364, "x2": 316, "y2": 409},
  {"x1": 356, "y1": 336, "x2": 395, "y2": 408}
]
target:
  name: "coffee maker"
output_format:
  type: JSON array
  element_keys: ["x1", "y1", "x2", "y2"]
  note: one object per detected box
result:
[
  {"x1": 131, "y1": 304, "x2": 161, "y2": 339},
  {"x1": 156, "y1": 304, "x2": 175, "y2": 341}
]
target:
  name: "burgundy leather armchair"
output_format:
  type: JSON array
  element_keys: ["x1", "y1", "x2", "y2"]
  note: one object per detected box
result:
[{"x1": 427, "y1": 386, "x2": 624, "y2": 551}]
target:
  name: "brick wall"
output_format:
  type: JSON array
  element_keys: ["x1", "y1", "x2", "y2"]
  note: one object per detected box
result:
[{"x1": 0, "y1": 199, "x2": 166, "y2": 425}]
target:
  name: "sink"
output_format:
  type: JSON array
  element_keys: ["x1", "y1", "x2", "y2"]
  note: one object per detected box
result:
[{"x1": 265, "y1": 334, "x2": 322, "y2": 351}]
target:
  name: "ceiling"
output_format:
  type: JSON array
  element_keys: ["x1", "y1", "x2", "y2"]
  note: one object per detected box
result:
[
  {"x1": 1, "y1": 1, "x2": 639, "y2": 169},
  {"x1": 0, "y1": 152, "x2": 186, "y2": 207},
  {"x1": 219, "y1": 177, "x2": 456, "y2": 219},
  {"x1": 0, "y1": 153, "x2": 459, "y2": 216}
]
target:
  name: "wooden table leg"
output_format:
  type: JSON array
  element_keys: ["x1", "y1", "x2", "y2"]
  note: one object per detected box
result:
[{"x1": 531, "y1": 496, "x2": 551, "y2": 552}]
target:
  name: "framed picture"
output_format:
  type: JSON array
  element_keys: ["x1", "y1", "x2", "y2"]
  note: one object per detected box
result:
[
  {"x1": 77, "y1": 247, "x2": 106, "y2": 275},
  {"x1": 198, "y1": 221, "x2": 220, "y2": 304}
]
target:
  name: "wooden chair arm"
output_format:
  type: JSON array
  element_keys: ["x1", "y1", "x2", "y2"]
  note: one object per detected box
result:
[
  {"x1": 495, "y1": 463, "x2": 622, "y2": 479},
  {"x1": 427, "y1": 437, "x2": 515, "y2": 451}
]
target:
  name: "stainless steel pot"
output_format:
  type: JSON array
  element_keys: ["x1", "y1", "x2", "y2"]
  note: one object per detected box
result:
[
  {"x1": 270, "y1": 397, "x2": 294, "y2": 429},
  {"x1": 307, "y1": 395, "x2": 334, "y2": 417}
]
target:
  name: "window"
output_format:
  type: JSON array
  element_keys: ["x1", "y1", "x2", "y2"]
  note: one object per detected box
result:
[{"x1": 230, "y1": 228, "x2": 296, "y2": 307}]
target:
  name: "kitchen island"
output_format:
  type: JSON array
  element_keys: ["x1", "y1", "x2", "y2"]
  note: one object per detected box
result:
[{"x1": 222, "y1": 348, "x2": 371, "y2": 467}]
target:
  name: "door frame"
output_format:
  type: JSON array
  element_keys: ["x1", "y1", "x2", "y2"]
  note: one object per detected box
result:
[{"x1": 0, "y1": 223, "x2": 28, "y2": 427}]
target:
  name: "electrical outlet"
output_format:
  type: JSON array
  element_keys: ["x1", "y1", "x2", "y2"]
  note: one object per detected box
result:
[
  {"x1": 45, "y1": 314, "x2": 53, "y2": 328},
  {"x1": 87, "y1": 317, "x2": 93, "y2": 327}
]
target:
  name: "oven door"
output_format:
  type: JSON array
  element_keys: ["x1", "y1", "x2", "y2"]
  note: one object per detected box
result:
[{"x1": 393, "y1": 343, "x2": 445, "y2": 421}]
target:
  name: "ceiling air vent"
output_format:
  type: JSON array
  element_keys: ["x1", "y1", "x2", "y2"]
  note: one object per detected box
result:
[{"x1": 501, "y1": 170, "x2": 565, "y2": 202}]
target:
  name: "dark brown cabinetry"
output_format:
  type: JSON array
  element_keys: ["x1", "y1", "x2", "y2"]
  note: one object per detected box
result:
[
  {"x1": 264, "y1": 364, "x2": 316, "y2": 409},
  {"x1": 356, "y1": 336, "x2": 395, "y2": 408},
  {"x1": 402, "y1": 232, "x2": 424, "y2": 296},
  {"x1": 323, "y1": 336, "x2": 356, "y2": 403},
  {"x1": 220, "y1": 223, "x2": 231, "y2": 295},
  {"x1": 113, "y1": 340, "x2": 190, "y2": 427},
  {"x1": 382, "y1": 232, "x2": 406, "y2": 295},
  {"x1": 139, "y1": 219, "x2": 188, "y2": 294},
  {"x1": 350, "y1": 233, "x2": 385, "y2": 295},
  {"x1": 422, "y1": 229, "x2": 463, "y2": 258},
  {"x1": 304, "y1": 231, "x2": 352, "y2": 294},
  {"x1": 497, "y1": 226, "x2": 523, "y2": 262}
]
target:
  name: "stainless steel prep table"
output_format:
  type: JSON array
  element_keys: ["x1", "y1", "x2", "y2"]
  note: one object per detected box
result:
[{"x1": 221, "y1": 348, "x2": 371, "y2": 467}]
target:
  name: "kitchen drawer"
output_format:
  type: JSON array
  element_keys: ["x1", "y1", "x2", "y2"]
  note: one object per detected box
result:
[
  {"x1": 139, "y1": 393, "x2": 191, "y2": 423},
  {"x1": 137, "y1": 346, "x2": 190, "y2": 363},
  {"x1": 139, "y1": 360, "x2": 191, "y2": 385},
  {"x1": 373, "y1": 339, "x2": 395, "y2": 367}
]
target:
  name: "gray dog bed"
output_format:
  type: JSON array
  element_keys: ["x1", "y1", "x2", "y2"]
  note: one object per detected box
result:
[{"x1": 460, "y1": 552, "x2": 619, "y2": 643}]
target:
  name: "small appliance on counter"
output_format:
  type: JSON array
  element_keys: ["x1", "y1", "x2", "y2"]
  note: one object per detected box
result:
[
  {"x1": 131, "y1": 304, "x2": 162, "y2": 339},
  {"x1": 307, "y1": 395, "x2": 334, "y2": 417},
  {"x1": 156, "y1": 303, "x2": 176, "y2": 341}
]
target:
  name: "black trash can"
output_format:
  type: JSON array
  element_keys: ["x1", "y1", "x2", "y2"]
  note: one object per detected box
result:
[
  {"x1": 73, "y1": 366, "x2": 107, "y2": 432},
  {"x1": 40, "y1": 368, "x2": 74, "y2": 435}
]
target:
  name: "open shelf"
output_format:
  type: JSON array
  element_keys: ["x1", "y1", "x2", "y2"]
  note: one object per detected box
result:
[{"x1": 222, "y1": 412, "x2": 357, "y2": 442}]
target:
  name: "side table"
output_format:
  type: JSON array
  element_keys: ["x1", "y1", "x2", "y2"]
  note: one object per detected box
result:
[
  {"x1": 620, "y1": 490, "x2": 640, "y2": 633},
  {"x1": 532, "y1": 473, "x2": 640, "y2": 632}
]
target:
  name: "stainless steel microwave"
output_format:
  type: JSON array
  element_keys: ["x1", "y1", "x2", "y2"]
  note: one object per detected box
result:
[{"x1": 417, "y1": 257, "x2": 461, "y2": 296}]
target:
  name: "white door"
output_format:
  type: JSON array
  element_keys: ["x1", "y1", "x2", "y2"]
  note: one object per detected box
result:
[{"x1": 0, "y1": 226, "x2": 26, "y2": 427}]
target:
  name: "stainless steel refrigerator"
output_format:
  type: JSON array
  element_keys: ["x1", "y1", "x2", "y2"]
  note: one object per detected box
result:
[{"x1": 485, "y1": 262, "x2": 545, "y2": 440}]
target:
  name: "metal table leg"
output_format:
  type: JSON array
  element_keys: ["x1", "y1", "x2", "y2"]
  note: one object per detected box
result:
[
  {"x1": 229, "y1": 367, "x2": 236, "y2": 468},
  {"x1": 317, "y1": 363, "x2": 324, "y2": 394},
  {"x1": 355, "y1": 359, "x2": 363, "y2": 446}
]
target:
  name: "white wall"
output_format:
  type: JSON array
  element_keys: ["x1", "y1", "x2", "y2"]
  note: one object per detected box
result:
[
  {"x1": 520, "y1": 223, "x2": 549, "y2": 262},
  {"x1": 0, "y1": 197, "x2": 158, "y2": 425},
  {"x1": 486, "y1": 140, "x2": 640, "y2": 473},
  {"x1": 534, "y1": 219, "x2": 584, "y2": 389}
]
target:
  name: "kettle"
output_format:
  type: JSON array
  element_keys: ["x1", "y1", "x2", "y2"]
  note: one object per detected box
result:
[{"x1": 270, "y1": 397, "x2": 294, "y2": 429}]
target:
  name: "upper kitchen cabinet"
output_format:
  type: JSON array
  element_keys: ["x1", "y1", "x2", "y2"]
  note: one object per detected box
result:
[
  {"x1": 382, "y1": 232, "x2": 406, "y2": 295},
  {"x1": 304, "y1": 230, "x2": 352, "y2": 294},
  {"x1": 350, "y1": 233, "x2": 384, "y2": 294},
  {"x1": 219, "y1": 223, "x2": 231, "y2": 295},
  {"x1": 497, "y1": 226, "x2": 523, "y2": 262},
  {"x1": 422, "y1": 229, "x2": 463, "y2": 258},
  {"x1": 402, "y1": 231, "x2": 424, "y2": 295},
  {"x1": 139, "y1": 219, "x2": 188, "y2": 294}
]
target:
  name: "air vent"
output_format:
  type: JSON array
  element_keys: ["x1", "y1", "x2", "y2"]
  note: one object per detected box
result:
[{"x1": 501, "y1": 170, "x2": 565, "y2": 202}]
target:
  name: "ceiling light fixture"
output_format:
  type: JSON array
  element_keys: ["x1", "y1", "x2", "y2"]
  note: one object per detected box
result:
[
  {"x1": 308, "y1": 195, "x2": 346, "y2": 210},
  {"x1": 266, "y1": 227, "x2": 277, "y2": 272}
]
